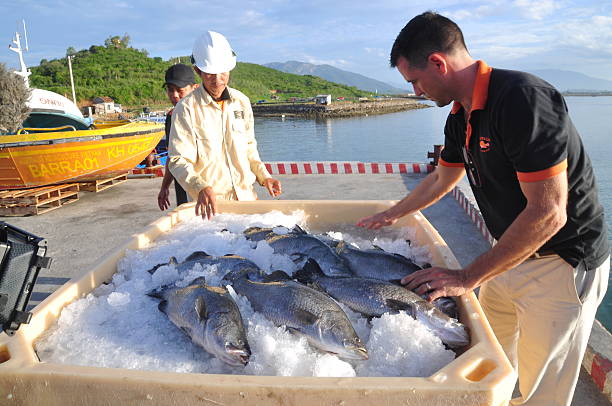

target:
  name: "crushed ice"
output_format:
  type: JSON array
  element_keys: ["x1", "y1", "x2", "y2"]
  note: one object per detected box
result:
[{"x1": 35, "y1": 210, "x2": 455, "y2": 377}]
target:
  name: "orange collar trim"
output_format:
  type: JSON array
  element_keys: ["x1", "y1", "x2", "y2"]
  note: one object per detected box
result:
[{"x1": 451, "y1": 60, "x2": 492, "y2": 115}]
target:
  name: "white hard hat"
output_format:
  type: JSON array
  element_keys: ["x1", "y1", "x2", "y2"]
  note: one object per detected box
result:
[{"x1": 191, "y1": 31, "x2": 236, "y2": 74}]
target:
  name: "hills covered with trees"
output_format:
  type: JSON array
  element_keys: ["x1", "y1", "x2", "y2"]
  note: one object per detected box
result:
[{"x1": 29, "y1": 35, "x2": 367, "y2": 108}]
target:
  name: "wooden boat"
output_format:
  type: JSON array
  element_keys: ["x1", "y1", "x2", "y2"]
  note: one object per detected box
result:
[
  {"x1": 0, "y1": 120, "x2": 163, "y2": 190},
  {"x1": 1, "y1": 29, "x2": 164, "y2": 190}
]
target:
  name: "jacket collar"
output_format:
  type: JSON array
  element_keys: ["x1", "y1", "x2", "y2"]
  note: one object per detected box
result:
[{"x1": 199, "y1": 86, "x2": 232, "y2": 105}]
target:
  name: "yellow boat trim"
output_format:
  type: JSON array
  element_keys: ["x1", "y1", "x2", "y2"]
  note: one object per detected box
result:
[
  {"x1": 0, "y1": 121, "x2": 162, "y2": 144},
  {"x1": 5, "y1": 135, "x2": 160, "y2": 157}
]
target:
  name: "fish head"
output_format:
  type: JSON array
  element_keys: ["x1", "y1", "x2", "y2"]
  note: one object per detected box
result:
[
  {"x1": 316, "y1": 311, "x2": 368, "y2": 360},
  {"x1": 340, "y1": 337, "x2": 369, "y2": 360},
  {"x1": 197, "y1": 310, "x2": 251, "y2": 367},
  {"x1": 221, "y1": 268, "x2": 260, "y2": 285},
  {"x1": 310, "y1": 246, "x2": 352, "y2": 277},
  {"x1": 222, "y1": 340, "x2": 251, "y2": 366}
]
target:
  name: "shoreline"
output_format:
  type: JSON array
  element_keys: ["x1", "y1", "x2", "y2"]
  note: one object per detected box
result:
[{"x1": 252, "y1": 98, "x2": 429, "y2": 118}]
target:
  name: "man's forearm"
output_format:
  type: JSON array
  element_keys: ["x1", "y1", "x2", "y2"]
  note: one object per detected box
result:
[{"x1": 160, "y1": 160, "x2": 174, "y2": 189}]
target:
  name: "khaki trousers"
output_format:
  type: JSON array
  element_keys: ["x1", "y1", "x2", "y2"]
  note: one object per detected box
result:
[{"x1": 479, "y1": 255, "x2": 609, "y2": 406}]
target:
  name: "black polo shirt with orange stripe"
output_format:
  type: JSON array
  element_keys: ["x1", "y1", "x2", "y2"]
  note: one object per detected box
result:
[{"x1": 439, "y1": 60, "x2": 609, "y2": 270}]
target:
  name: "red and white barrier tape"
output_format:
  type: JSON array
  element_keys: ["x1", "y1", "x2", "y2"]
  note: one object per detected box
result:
[
  {"x1": 264, "y1": 161, "x2": 434, "y2": 175},
  {"x1": 451, "y1": 187, "x2": 495, "y2": 246}
]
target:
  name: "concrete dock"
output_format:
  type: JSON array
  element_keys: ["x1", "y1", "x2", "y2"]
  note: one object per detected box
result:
[{"x1": 1, "y1": 173, "x2": 609, "y2": 405}]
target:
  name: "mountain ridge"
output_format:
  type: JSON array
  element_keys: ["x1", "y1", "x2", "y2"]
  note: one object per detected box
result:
[
  {"x1": 265, "y1": 61, "x2": 408, "y2": 94},
  {"x1": 527, "y1": 69, "x2": 612, "y2": 92},
  {"x1": 265, "y1": 60, "x2": 612, "y2": 93}
]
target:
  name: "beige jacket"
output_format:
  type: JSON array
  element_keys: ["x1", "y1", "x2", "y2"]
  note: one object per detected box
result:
[{"x1": 167, "y1": 86, "x2": 271, "y2": 201}]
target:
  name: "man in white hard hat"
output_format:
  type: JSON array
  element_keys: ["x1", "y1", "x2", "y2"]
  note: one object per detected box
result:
[{"x1": 167, "y1": 31, "x2": 282, "y2": 219}]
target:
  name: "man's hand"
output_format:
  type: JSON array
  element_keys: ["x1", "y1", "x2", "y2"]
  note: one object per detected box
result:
[
  {"x1": 356, "y1": 211, "x2": 397, "y2": 229},
  {"x1": 196, "y1": 186, "x2": 217, "y2": 220},
  {"x1": 401, "y1": 266, "x2": 474, "y2": 302},
  {"x1": 157, "y1": 187, "x2": 171, "y2": 211},
  {"x1": 263, "y1": 178, "x2": 282, "y2": 197}
]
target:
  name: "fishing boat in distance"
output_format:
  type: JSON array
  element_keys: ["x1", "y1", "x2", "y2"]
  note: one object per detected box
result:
[{"x1": 0, "y1": 24, "x2": 164, "y2": 190}]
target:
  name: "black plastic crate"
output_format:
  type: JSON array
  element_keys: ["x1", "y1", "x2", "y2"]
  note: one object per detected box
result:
[{"x1": 0, "y1": 222, "x2": 52, "y2": 335}]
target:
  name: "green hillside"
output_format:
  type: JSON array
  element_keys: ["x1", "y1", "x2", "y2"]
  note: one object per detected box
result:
[{"x1": 29, "y1": 39, "x2": 367, "y2": 108}]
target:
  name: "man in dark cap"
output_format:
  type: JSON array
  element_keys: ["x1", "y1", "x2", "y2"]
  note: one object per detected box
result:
[{"x1": 157, "y1": 63, "x2": 199, "y2": 210}]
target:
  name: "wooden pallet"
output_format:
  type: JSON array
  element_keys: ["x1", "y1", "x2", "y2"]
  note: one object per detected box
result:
[
  {"x1": 0, "y1": 184, "x2": 80, "y2": 216},
  {"x1": 80, "y1": 173, "x2": 128, "y2": 193}
]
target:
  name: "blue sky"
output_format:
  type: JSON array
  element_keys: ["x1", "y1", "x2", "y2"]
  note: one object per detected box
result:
[{"x1": 2, "y1": 0, "x2": 611, "y2": 87}]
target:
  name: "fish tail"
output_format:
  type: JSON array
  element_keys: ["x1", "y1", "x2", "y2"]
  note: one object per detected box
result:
[{"x1": 293, "y1": 258, "x2": 325, "y2": 283}]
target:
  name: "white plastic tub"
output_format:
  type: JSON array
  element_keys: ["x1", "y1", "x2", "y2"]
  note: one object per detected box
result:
[{"x1": 0, "y1": 200, "x2": 516, "y2": 405}]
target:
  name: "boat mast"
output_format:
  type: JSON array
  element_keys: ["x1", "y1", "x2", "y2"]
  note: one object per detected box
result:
[
  {"x1": 67, "y1": 55, "x2": 77, "y2": 105},
  {"x1": 8, "y1": 20, "x2": 31, "y2": 88}
]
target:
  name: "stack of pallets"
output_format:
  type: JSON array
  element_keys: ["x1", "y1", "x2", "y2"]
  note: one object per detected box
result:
[
  {"x1": 79, "y1": 173, "x2": 128, "y2": 193},
  {"x1": 0, "y1": 184, "x2": 80, "y2": 216}
]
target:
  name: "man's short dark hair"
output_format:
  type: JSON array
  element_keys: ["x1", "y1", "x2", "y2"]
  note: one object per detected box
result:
[{"x1": 390, "y1": 11, "x2": 468, "y2": 69}]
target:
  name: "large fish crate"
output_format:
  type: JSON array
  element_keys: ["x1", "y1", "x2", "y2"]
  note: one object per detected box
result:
[{"x1": 0, "y1": 200, "x2": 516, "y2": 405}]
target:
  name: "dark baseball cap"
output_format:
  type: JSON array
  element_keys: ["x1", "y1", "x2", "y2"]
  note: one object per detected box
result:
[{"x1": 163, "y1": 64, "x2": 196, "y2": 88}]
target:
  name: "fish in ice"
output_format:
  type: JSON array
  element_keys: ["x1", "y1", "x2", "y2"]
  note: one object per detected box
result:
[
  {"x1": 334, "y1": 241, "x2": 423, "y2": 282},
  {"x1": 332, "y1": 241, "x2": 459, "y2": 318},
  {"x1": 244, "y1": 227, "x2": 458, "y2": 318},
  {"x1": 147, "y1": 276, "x2": 251, "y2": 366},
  {"x1": 294, "y1": 260, "x2": 469, "y2": 349},
  {"x1": 146, "y1": 251, "x2": 260, "y2": 275},
  {"x1": 222, "y1": 269, "x2": 368, "y2": 360},
  {"x1": 248, "y1": 226, "x2": 352, "y2": 277}
]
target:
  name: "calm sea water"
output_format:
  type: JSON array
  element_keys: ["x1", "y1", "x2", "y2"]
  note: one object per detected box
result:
[{"x1": 253, "y1": 96, "x2": 612, "y2": 331}]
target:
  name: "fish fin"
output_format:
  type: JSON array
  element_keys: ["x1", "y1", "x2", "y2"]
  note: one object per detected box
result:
[
  {"x1": 243, "y1": 226, "x2": 260, "y2": 232},
  {"x1": 146, "y1": 289, "x2": 163, "y2": 299},
  {"x1": 189, "y1": 276, "x2": 207, "y2": 286},
  {"x1": 290, "y1": 253, "x2": 307, "y2": 263},
  {"x1": 385, "y1": 299, "x2": 416, "y2": 318},
  {"x1": 293, "y1": 258, "x2": 325, "y2": 284},
  {"x1": 145, "y1": 262, "x2": 170, "y2": 275},
  {"x1": 157, "y1": 300, "x2": 169, "y2": 314},
  {"x1": 169, "y1": 257, "x2": 179, "y2": 265},
  {"x1": 293, "y1": 308, "x2": 319, "y2": 325},
  {"x1": 264, "y1": 270, "x2": 292, "y2": 282},
  {"x1": 335, "y1": 240, "x2": 346, "y2": 255},
  {"x1": 372, "y1": 244, "x2": 385, "y2": 251},
  {"x1": 292, "y1": 224, "x2": 308, "y2": 234},
  {"x1": 195, "y1": 296, "x2": 208, "y2": 320},
  {"x1": 286, "y1": 326, "x2": 304, "y2": 337},
  {"x1": 184, "y1": 251, "x2": 211, "y2": 262},
  {"x1": 146, "y1": 283, "x2": 173, "y2": 299}
]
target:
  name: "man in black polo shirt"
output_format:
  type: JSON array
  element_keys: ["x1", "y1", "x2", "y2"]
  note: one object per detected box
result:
[
  {"x1": 357, "y1": 11, "x2": 609, "y2": 406},
  {"x1": 157, "y1": 64, "x2": 199, "y2": 210}
]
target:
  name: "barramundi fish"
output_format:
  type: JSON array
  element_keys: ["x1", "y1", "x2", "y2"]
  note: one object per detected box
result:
[
  {"x1": 334, "y1": 241, "x2": 423, "y2": 282},
  {"x1": 222, "y1": 269, "x2": 368, "y2": 360},
  {"x1": 246, "y1": 226, "x2": 352, "y2": 277},
  {"x1": 146, "y1": 251, "x2": 260, "y2": 275},
  {"x1": 332, "y1": 242, "x2": 458, "y2": 318},
  {"x1": 243, "y1": 227, "x2": 458, "y2": 318},
  {"x1": 294, "y1": 260, "x2": 469, "y2": 349},
  {"x1": 243, "y1": 225, "x2": 293, "y2": 242},
  {"x1": 147, "y1": 277, "x2": 251, "y2": 366}
]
